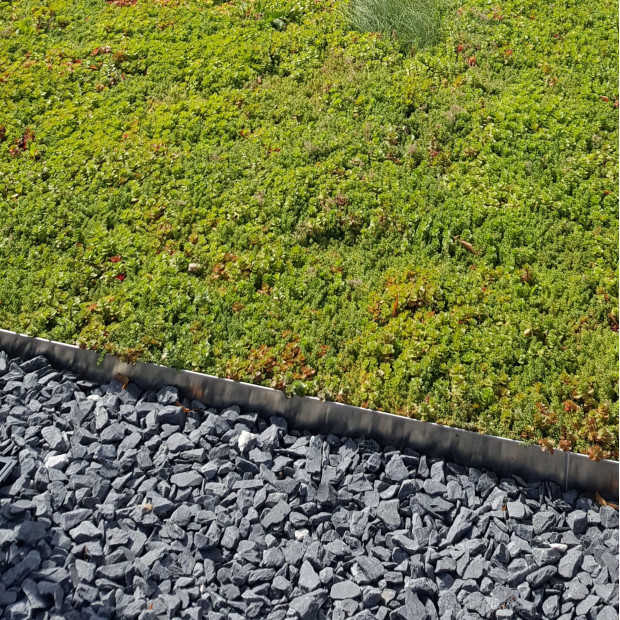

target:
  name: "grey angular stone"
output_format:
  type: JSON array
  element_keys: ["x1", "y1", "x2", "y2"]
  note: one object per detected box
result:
[
  {"x1": 258, "y1": 425, "x2": 280, "y2": 450},
  {"x1": 299, "y1": 561, "x2": 321, "y2": 592},
  {"x1": 436, "y1": 557, "x2": 457, "y2": 573},
  {"x1": 463, "y1": 557, "x2": 486, "y2": 581},
  {"x1": 506, "y1": 501, "x2": 526, "y2": 520},
  {"x1": 22, "y1": 579, "x2": 52, "y2": 609},
  {"x1": 149, "y1": 495, "x2": 175, "y2": 517},
  {"x1": 69, "y1": 521, "x2": 102, "y2": 542},
  {"x1": 566, "y1": 510, "x2": 588, "y2": 535},
  {"x1": 512, "y1": 598, "x2": 537, "y2": 620},
  {"x1": 476, "y1": 473, "x2": 497, "y2": 500},
  {"x1": 417, "y1": 456, "x2": 429, "y2": 478},
  {"x1": 405, "y1": 589, "x2": 430, "y2": 620},
  {"x1": 423, "y1": 479, "x2": 448, "y2": 496},
  {"x1": 272, "y1": 575, "x2": 292, "y2": 596},
  {"x1": 526, "y1": 565, "x2": 557, "y2": 588},
  {"x1": 601, "y1": 551, "x2": 618, "y2": 583},
  {"x1": 532, "y1": 511, "x2": 556, "y2": 535},
  {"x1": 385, "y1": 455, "x2": 409, "y2": 482},
  {"x1": 355, "y1": 555, "x2": 385, "y2": 583},
  {"x1": 221, "y1": 526, "x2": 239, "y2": 550},
  {"x1": 600, "y1": 506, "x2": 619, "y2": 529},
  {"x1": 2, "y1": 550, "x2": 41, "y2": 587},
  {"x1": 407, "y1": 577, "x2": 438, "y2": 597},
  {"x1": 463, "y1": 592, "x2": 490, "y2": 618},
  {"x1": 94, "y1": 408, "x2": 109, "y2": 431},
  {"x1": 330, "y1": 579, "x2": 361, "y2": 600},
  {"x1": 60, "y1": 509, "x2": 92, "y2": 531},
  {"x1": 101, "y1": 423, "x2": 126, "y2": 443},
  {"x1": 377, "y1": 499, "x2": 401, "y2": 530},
  {"x1": 157, "y1": 385, "x2": 179, "y2": 405},
  {"x1": 307, "y1": 436, "x2": 323, "y2": 475},
  {"x1": 170, "y1": 471, "x2": 202, "y2": 488},
  {"x1": 596, "y1": 606, "x2": 620, "y2": 620},
  {"x1": 558, "y1": 548, "x2": 584, "y2": 579},
  {"x1": 565, "y1": 579, "x2": 589, "y2": 601},
  {"x1": 364, "y1": 453, "x2": 382, "y2": 473},
  {"x1": 170, "y1": 505, "x2": 193, "y2": 527},
  {"x1": 158, "y1": 406, "x2": 185, "y2": 426},
  {"x1": 541, "y1": 595, "x2": 560, "y2": 619},
  {"x1": 41, "y1": 426, "x2": 68, "y2": 452},
  {"x1": 574, "y1": 594, "x2": 599, "y2": 616},
  {"x1": 261, "y1": 500, "x2": 291, "y2": 529},
  {"x1": 446, "y1": 508, "x2": 476, "y2": 545},
  {"x1": 15, "y1": 521, "x2": 48, "y2": 544},
  {"x1": 290, "y1": 590, "x2": 326, "y2": 620},
  {"x1": 97, "y1": 561, "x2": 131, "y2": 582},
  {"x1": 167, "y1": 433, "x2": 193, "y2": 453},
  {"x1": 532, "y1": 546, "x2": 562, "y2": 566}
]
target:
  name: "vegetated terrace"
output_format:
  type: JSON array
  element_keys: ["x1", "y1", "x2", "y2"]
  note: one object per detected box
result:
[{"x1": 0, "y1": 0, "x2": 617, "y2": 458}]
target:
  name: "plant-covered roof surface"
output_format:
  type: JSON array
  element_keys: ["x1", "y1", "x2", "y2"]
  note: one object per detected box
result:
[{"x1": 0, "y1": 0, "x2": 617, "y2": 458}]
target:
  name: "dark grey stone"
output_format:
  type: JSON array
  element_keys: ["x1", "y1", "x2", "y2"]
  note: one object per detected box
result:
[
  {"x1": 532, "y1": 546, "x2": 562, "y2": 566},
  {"x1": 170, "y1": 471, "x2": 202, "y2": 488},
  {"x1": 600, "y1": 506, "x2": 619, "y2": 530},
  {"x1": 101, "y1": 423, "x2": 125, "y2": 443},
  {"x1": 376, "y1": 500, "x2": 401, "y2": 530},
  {"x1": 158, "y1": 405, "x2": 185, "y2": 426},
  {"x1": 559, "y1": 548, "x2": 584, "y2": 579},
  {"x1": 407, "y1": 577, "x2": 438, "y2": 597},
  {"x1": 532, "y1": 511, "x2": 556, "y2": 535},
  {"x1": 157, "y1": 385, "x2": 179, "y2": 405},
  {"x1": 526, "y1": 565, "x2": 557, "y2": 588},
  {"x1": 290, "y1": 590, "x2": 326, "y2": 620},
  {"x1": 307, "y1": 436, "x2": 323, "y2": 475},
  {"x1": 68, "y1": 521, "x2": 102, "y2": 542},
  {"x1": 41, "y1": 426, "x2": 68, "y2": 452},
  {"x1": 60, "y1": 509, "x2": 92, "y2": 531},
  {"x1": 261, "y1": 500, "x2": 291, "y2": 529},
  {"x1": 567, "y1": 511, "x2": 588, "y2": 535},
  {"x1": 385, "y1": 455, "x2": 409, "y2": 482},
  {"x1": 463, "y1": 592, "x2": 490, "y2": 618},
  {"x1": 355, "y1": 555, "x2": 385, "y2": 583},
  {"x1": 405, "y1": 589, "x2": 430, "y2": 620},
  {"x1": 2, "y1": 550, "x2": 41, "y2": 587},
  {"x1": 167, "y1": 433, "x2": 193, "y2": 453},
  {"x1": 15, "y1": 521, "x2": 48, "y2": 545},
  {"x1": 446, "y1": 508, "x2": 476, "y2": 545}
]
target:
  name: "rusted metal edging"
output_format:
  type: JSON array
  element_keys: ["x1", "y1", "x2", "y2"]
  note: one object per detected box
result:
[{"x1": 0, "y1": 328, "x2": 617, "y2": 500}]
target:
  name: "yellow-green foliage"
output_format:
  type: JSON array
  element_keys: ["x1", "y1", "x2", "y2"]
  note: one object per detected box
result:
[{"x1": 0, "y1": 0, "x2": 617, "y2": 458}]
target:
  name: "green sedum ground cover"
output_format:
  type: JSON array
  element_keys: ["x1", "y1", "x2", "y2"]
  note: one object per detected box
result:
[{"x1": 0, "y1": 0, "x2": 618, "y2": 458}]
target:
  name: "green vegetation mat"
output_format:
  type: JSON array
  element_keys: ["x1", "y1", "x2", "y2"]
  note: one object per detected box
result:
[{"x1": 1, "y1": 0, "x2": 618, "y2": 458}]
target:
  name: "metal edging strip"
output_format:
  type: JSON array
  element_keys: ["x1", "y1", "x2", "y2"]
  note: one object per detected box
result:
[{"x1": 0, "y1": 328, "x2": 618, "y2": 500}]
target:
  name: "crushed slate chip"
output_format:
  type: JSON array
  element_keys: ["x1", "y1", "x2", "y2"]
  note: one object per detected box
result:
[{"x1": 0, "y1": 348, "x2": 618, "y2": 619}]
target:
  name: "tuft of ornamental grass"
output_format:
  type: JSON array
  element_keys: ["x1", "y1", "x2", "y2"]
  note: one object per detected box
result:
[{"x1": 344, "y1": 0, "x2": 441, "y2": 49}]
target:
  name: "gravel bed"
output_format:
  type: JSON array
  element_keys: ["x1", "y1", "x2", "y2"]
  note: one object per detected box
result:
[{"x1": 0, "y1": 350, "x2": 618, "y2": 620}]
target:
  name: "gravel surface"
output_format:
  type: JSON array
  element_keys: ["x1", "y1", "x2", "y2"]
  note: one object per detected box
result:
[{"x1": 0, "y1": 350, "x2": 618, "y2": 619}]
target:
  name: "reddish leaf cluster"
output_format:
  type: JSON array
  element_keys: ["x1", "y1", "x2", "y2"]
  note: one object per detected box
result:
[
  {"x1": 9, "y1": 128, "x2": 35, "y2": 157},
  {"x1": 92, "y1": 46, "x2": 112, "y2": 56}
]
